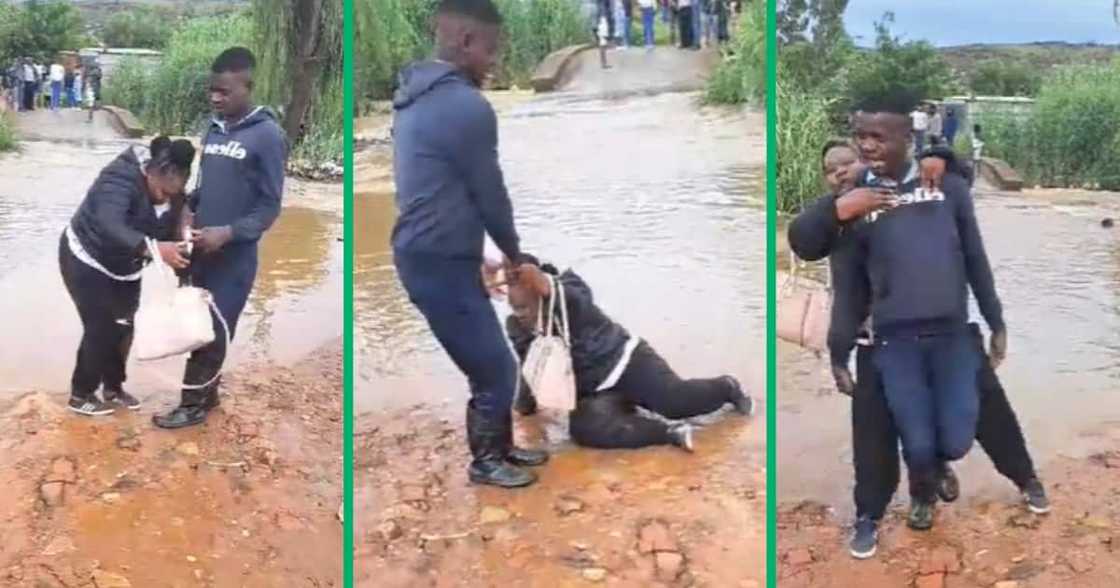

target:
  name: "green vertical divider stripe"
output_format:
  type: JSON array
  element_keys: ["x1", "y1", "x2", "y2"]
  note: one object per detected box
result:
[
  {"x1": 765, "y1": 0, "x2": 777, "y2": 586},
  {"x1": 342, "y1": 0, "x2": 355, "y2": 584}
]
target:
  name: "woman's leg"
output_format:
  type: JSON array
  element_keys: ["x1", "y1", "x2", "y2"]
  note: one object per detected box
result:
[
  {"x1": 569, "y1": 393, "x2": 674, "y2": 449},
  {"x1": 100, "y1": 279, "x2": 141, "y2": 392},
  {"x1": 613, "y1": 341, "x2": 733, "y2": 419},
  {"x1": 58, "y1": 234, "x2": 117, "y2": 399}
]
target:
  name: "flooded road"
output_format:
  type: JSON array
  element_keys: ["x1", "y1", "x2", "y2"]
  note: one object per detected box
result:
[
  {"x1": 778, "y1": 187, "x2": 1120, "y2": 516},
  {"x1": 355, "y1": 88, "x2": 767, "y2": 586},
  {"x1": 0, "y1": 118, "x2": 342, "y2": 408}
]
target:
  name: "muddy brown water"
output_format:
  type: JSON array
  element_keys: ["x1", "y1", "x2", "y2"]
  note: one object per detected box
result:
[
  {"x1": 0, "y1": 125, "x2": 342, "y2": 407},
  {"x1": 779, "y1": 188, "x2": 1120, "y2": 518},
  {"x1": 356, "y1": 92, "x2": 767, "y2": 416}
]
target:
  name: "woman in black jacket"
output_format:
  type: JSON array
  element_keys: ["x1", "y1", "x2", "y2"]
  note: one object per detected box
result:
[
  {"x1": 505, "y1": 256, "x2": 753, "y2": 452},
  {"x1": 60, "y1": 136, "x2": 196, "y2": 416}
]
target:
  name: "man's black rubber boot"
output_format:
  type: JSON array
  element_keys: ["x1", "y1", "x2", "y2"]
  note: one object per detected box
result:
[
  {"x1": 502, "y1": 411, "x2": 548, "y2": 466},
  {"x1": 907, "y1": 500, "x2": 936, "y2": 531},
  {"x1": 513, "y1": 386, "x2": 538, "y2": 416},
  {"x1": 467, "y1": 407, "x2": 536, "y2": 488},
  {"x1": 938, "y1": 462, "x2": 961, "y2": 503},
  {"x1": 152, "y1": 405, "x2": 210, "y2": 429}
]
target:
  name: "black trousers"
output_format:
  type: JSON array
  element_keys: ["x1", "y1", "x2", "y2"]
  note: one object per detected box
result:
[
  {"x1": 568, "y1": 341, "x2": 732, "y2": 449},
  {"x1": 678, "y1": 9, "x2": 694, "y2": 48},
  {"x1": 59, "y1": 233, "x2": 140, "y2": 398},
  {"x1": 853, "y1": 324, "x2": 1037, "y2": 519}
]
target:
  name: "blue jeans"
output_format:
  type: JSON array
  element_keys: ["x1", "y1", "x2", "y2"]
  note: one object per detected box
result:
[
  {"x1": 50, "y1": 81, "x2": 61, "y2": 110},
  {"x1": 395, "y1": 252, "x2": 517, "y2": 419},
  {"x1": 692, "y1": 5, "x2": 703, "y2": 47},
  {"x1": 641, "y1": 7, "x2": 655, "y2": 47},
  {"x1": 874, "y1": 330, "x2": 980, "y2": 501}
]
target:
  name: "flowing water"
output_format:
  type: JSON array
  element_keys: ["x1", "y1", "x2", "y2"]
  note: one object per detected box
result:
[
  {"x1": 0, "y1": 111, "x2": 342, "y2": 406},
  {"x1": 779, "y1": 188, "x2": 1120, "y2": 515}
]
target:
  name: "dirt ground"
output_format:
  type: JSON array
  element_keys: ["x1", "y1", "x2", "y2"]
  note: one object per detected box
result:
[
  {"x1": 0, "y1": 343, "x2": 343, "y2": 588},
  {"x1": 355, "y1": 405, "x2": 765, "y2": 588},
  {"x1": 778, "y1": 446, "x2": 1120, "y2": 588}
]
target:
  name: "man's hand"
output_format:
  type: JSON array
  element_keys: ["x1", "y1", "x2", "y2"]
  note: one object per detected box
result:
[
  {"x1": 989, "y1": 328, "x2": 1008, "y2": 370},
  {"x1": 919, "y1": 156, "x2": 947, "y2": 191},
  {"x1": 177, "y1": 209, "x2": 195, "y2": 241},
  {"x1": 832, "y1": 364, "x2": 855, "y2": 397},
  {"x1": 516, "y1": 263, "x2": 552, "y2": 298},
  {"x1": 157, "y1": 241, "x2": 190, "y2": 270},
  {"x1": 834, "y1": 188, "x2": 897, "y2": 222},
  {"x1": 481, "y1": 259, "x2": 507, "y2": 298},
  {"x1": 190, "y1": 225, "x2": 233, "y2": 254}
]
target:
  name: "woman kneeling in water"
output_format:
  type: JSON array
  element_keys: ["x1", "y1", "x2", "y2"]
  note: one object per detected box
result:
[{"x1": 506, "y1": 256, "x2": 754, "y2": 451}]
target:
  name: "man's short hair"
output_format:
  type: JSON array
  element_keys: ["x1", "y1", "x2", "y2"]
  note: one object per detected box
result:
[
  {"x1": 212, "y1": 47, "x2": 256, "y2": 74},
  {"x1": 850, "y1": 88, "x2": 921, "y2": 116},
  {"x1": 437, "y1": 0, "x2": 504, "y2": 25},
  {"x1": 821, "y1": 138, "x2": 856, "y2": 163}
]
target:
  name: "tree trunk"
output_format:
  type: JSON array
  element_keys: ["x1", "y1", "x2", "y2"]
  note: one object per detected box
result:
[{"x1": 283, "y1": 0, "x2": 325, "y2": 143}]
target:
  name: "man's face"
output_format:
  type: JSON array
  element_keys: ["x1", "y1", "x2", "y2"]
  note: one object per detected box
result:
[
  {"x1": 460, "y1": 22, "x2": 502, "y2": 86},
  {"x1": 209, "y1": 70, "x2": 252, "y2": 119},
  {"x1": 854, "y1": 112, "x2": 910, "y2": 177},
  {"x1": 508, "y1": 283, "x2": 540, "y2": 330},
  {"x1": 823, "y1": 146, "x2": 860, "y2": 194}
]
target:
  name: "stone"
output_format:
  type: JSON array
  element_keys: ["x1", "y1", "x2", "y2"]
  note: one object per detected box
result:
[
  {"x1": 48, "y1": 458, "x2": 76, "y2": 483},
  {"x1": 994, "y1": 582, "x2": 1021, "y2": 588},
  {"x1": 92, "y1": 570, "x2": 132, "y2": 588},
  {"x1": 555, "y1": 496, "x2": 585, "y2": 516},
  {"x1": 785, "y1": 548, "x2": 813, "y2": 566},
  {"x1": 655, "y1": 551, "x2": 685, "y2": 582},
  {"x1": 41, "y1": 536, "x2": 76, "y2": 556},
  {"x1": 915, "y1": 573, "x2": 944, "y2": 588},
  {"x1": 176, "y1": 442, "x2": 200, "y2": 456},
  {"x1": 582, "y1": 567, "x2": 608, "y2": 582},
  {"x1": 399, "y1": 484, "x2": 427, "y2": 502},
  {"x1": 377, "y1": 520, "x2": 403, "y2": 542},
  {"x1": 101, "y1": 493, "x2": 121, "y2": 504},
  {"x1": 637, "y1": 521, "x2": 677, "y2": 554},
  {"x1": 919, "y1": 547, "x2": 961, "y2": 574},
  {"x1": 479, "y1": 506, "x2": 511, "y2": 524},
  {"x1": 1065, "y1": 553, "x2": 1094, "y2": 574},
  {"x1": 40, "y1": 482, "x2": 65, "y2": 507}
]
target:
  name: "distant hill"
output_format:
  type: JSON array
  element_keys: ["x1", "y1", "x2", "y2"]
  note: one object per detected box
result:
[{"x1": 938, "y1": 42, "x2": 1120, "y2": 74}]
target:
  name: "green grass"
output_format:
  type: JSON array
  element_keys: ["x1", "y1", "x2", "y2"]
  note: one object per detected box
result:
[
  {"x1": 775, "y1": 76, "x2": 835, "y2": 213},
  {"x1": 0, "y1": 112, "x2": 17, "y2": 152},
  {"x1": 705, "y1": 2, "x2": 765, "y2": 105}
]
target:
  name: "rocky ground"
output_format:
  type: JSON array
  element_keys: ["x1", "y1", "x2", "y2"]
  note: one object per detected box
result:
[
  {"x1": 778, "y1": 449, "x2": 1120, "y2": 587},
  {"x1": 0, "y1": 343, "x2": 342, "y2": 588},
  {"x1": 356, "y1": 404, "x2": 765, "y2": 588}
]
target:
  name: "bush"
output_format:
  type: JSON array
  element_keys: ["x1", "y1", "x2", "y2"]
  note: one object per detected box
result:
[
  {"x1": 101, "y1": 8, "x2": 174, "y2": 49},
  {"x1": 705, "y1": 0, "x2": 766, "y2": 105},
  {"x1": 968, "y1": 60, "x2": 1043, "y2": 97},
  {"x1": 775, "y1": 75, "x2": 836, "y2": 213},
  {"x1": 984, "y1": 62, "x2": 1120, "y2": 190},
  {"x1": 845, "y1": 18, "x2": 953, "y2": 110},
  {"x1": 0, "y1": 113, "x2": 17, "y2": 152}
]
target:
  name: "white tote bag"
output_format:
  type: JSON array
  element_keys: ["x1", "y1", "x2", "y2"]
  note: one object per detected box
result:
[
  {"x1": 133, "y1": 239, "x2": 219, "y2": 362},
  {"x1": 776, "y1": 252, "x2": 832, "y2": 353},
  {"x1": 521, "y1": 275, "x2": 578, "y2": 411}
]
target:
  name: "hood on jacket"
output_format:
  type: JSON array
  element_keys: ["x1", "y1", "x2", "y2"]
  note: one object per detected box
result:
[
  {"x1": 392, "y1": 61, "x2": 468, "y2": 110},
  {"x1": 209, "y1": 105, "x2": 280, "y2": 135}
]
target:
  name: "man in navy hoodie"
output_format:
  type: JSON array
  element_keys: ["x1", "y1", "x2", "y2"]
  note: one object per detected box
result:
[
  {"x1": 153, "y1": 47, "x2": 288, "y2": 429},
  {"x1": 391, "y1": 0, "x2": 548, "y2": 488},
  {"x1": 840, "y1": 93, "x2": 1008, "y2": 531}
]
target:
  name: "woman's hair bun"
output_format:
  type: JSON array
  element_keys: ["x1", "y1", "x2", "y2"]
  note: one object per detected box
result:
[
  {"x1": 149, "y1": 135, "x2": 172, "y2": 156},
  {"x1": 169, "y1": 139, "x2": 196, "y2": 168}
]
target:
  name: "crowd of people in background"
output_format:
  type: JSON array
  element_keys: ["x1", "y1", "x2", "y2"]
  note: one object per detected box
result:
[
  {"x1": 2, "y1": 57, "x2": 101, "y2": 114},
  {"x1": 594, "y1": 0, "x2": 740, "y2": 52}
]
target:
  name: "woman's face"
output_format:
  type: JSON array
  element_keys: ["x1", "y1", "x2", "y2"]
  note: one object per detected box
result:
[
  {"x1": 508, "y1": 283, "x2": 541, "y2": 330},
  {"x1": 145, "y1": 170, "x2": 186, "y2": 206},
  {"x1": 823, "y1": 146, "x2": 860, "y2": 194}
]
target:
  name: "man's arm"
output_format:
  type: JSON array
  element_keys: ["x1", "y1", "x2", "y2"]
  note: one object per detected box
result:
[
  {"x1": 788, "y1": 193, "x2": 842, "y2": 261},
  {"x1": 230, "y1": 126, "x2": 287, "y2": 243},
  {"x1": 451, "y1": 95, "x2": 521, "y2": 263},
  {"x1": 952, "y1": 177, "x2": 1004, "y2": 332}
]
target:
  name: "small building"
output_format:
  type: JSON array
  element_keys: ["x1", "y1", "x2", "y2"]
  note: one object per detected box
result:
[
  {"x1": 76, "y1": 48, "x2": 163, "y2": 88},
  {"x1": 940, "y1": 95, "x2": 1036, "y2": 136}
]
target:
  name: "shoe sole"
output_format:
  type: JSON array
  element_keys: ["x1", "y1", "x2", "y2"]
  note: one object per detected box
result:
[
  {"x1": 1026, "y1": 501, "x2": 1051, "y2": 515},
  {"x1": 907, "y1": 521, "x2": 934, "y2": 531},
  {"x1": 468, "y1": 472, "x2": 537, "y2": 488},
  {"x1": 112, "y1": 400, "x2": 142, "y2": 412},
  {"x1": 68, "y1": 406, "x2": 114, "y2": 417},
  {"x1": 849, "y1": 544, "x2": 877, "y2": 559},
  {"x1": 152, "y1": 417, "x2": 207, "y2": 430}
]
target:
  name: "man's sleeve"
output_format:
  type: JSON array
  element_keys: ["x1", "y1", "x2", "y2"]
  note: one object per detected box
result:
[
  {"x1": 449, "y1": 95, "x2": 521, "y2": 262},
  {"x1": 787, "y1": 193, "x2": 842, "y2": 262},
  {"x1": 826, "y1": 229, "x2": 870, "y2": 369},
  {"x1": 230, "y1": 125, "x2": 287, "y2": 243},
  {"x1": 953, "y1": 178, "x2": 1004, "y2": 331}
]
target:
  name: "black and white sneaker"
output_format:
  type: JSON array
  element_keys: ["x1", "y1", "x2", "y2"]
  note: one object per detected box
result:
[
  {"x1": 104, "y1": 388, "x2": 142, "y2": 411},
  {"x1": 1022, "y1": 478, "x2": 1051, "y2": 514},
  {"x1": 668, "y1": 423, "x2": 694, "y2": 452},
  {"x1": 68, "y1": 396, "x2": 115, "y2": 417},
  {"x1": 849, "y1": 516, "x2": 879, "y2": 559}
]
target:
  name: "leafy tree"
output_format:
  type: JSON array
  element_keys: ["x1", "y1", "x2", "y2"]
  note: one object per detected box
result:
[
  {"x1": 101, "y1": 8, "x2": 174, "y2": 49},
  {"x1": 845, "y1": 14, "x2": 953, "y2": 109},
  {"x1": 3, "y1": 0, "x2": 84, "y2": 61},
  {"x1": 969, "y1": 60, "x2": 1043, "y2": 97}
]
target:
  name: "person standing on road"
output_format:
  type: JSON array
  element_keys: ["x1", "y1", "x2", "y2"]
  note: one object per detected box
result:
[
  {"x1": 152, "y1": 47, "x2": 288, "y2": 429},
  {"x1": 390, "y1": 0, "x2": 549, "y2": 489},
  {"x1": 692, "y1": 0, "x2": 706, "y2": 49},
  {"x1": 927, "y1": 104, "x2": 943, "y2": 147},
  {"x1": 677, "y1": 0, "x2": 694, "y2": 49},
  {"x1": 72, "y1": 69, "x2": 82, "y2": 109},
  {"x1": 61, "y1": 136, "x2": 196, "y2": 416},
  {"x1": 21, "y1": 59, "x2": 36, "y2": 111},
  {"x1": 49, "y1": 61, "x2": 65, "y2": 111},
  {"x1": 910, "y1": 105, "x2": 929, "y2": 155},
  {"x1": 639, "y1": 0, "x2": 657, "y2": 49},
  {"x1": 943, "y1": 109, "x2": 959, "y2": 147}
]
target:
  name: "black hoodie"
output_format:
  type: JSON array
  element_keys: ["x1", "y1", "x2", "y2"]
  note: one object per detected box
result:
[
  {"x1": 68, "y1": 145, "x2": 182, "y2": 276},
  {"x1": 506, "y1": 269, "x2": 631, "y2": 398}
]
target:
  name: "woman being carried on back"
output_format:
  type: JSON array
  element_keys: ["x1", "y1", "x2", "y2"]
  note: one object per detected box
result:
[{"x1": 505, "y1": 256, "x2": 754, "y2": 451}]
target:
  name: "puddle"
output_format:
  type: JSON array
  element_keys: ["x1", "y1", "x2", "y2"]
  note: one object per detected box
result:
[{"x1": 778, "y1": 188, "x2": 1120, "y2": 516}]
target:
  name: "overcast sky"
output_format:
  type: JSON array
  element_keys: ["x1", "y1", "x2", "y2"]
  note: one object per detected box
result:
[{"x1": 843, "y1": 0, "x2": 1120, "y2": 47}]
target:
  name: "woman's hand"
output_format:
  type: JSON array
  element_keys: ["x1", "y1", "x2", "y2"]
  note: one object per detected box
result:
[
  {"x1": 157, "y1": 241, "x2": 190, "y2": 269},
  {"x1": 919, "y1": 156, "x2": 947, "y2": 191},
  {"x1": 517, "y1": 264, "x2": 552, "y2": 298}
]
